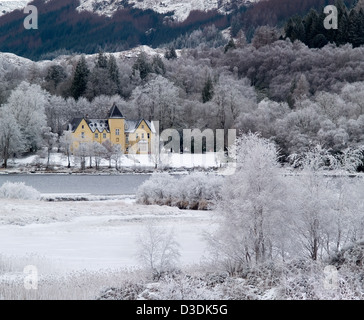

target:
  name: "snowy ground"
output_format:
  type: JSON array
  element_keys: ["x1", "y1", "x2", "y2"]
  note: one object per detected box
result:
[
  {"x1": 0, "y1": 199, "x2": 214, "y2": 274},
  {"x1": 6, "y1": 152, "x2": 223, "y2": 173}
]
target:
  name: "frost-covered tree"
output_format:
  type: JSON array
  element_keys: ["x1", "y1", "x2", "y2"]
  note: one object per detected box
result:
[
  {"x1": 131, "y1": 75, "x2": 180, "y2": 130},
  {"x1": 60, "y1": 130, "x2": 74, "y2": 168},
  {"x1": 137, "y1": 222, "x2": 180, "y2": 280},
  {"x1": 4, "y1": 81, "x2": 48, "y2": 153},
  {"x1": 212, "y1": 75, "x2": 257, "y2": 130},
  {"x1": 288, "y1": 146, "x2": 337, "y2": 260},
  {"x1": 74, "y1": 142, "x2": 91, "y2": 171},
  {"x1": 42, "y1": 127, "x2": 58, "y2": 169},
  {"x1": 91, "y1": 142, "x2": 107, "y2": 170},
  {"x1": 0, "y1": 111, "x2": 23, "y2": 168},
  {"x1": 252, "y1": 26, "x2": 279, "y2": 49},
  {"x1": 288, "y1": 145, "x2": 364, "y2": 260},
  {"x1": 207, "y1": 133, "x2": 288, "y2": 273},
  {"x1": 45, "y1": 95, "x2": 69, "y2": 135}
]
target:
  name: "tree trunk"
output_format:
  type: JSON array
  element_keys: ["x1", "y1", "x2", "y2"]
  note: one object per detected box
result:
[
  {"x1": 47, "y1": 149, "x2": 51, "y2": 169},
  {"x1": 3, "y1": 144, "x2": 8, "y2": 169}
]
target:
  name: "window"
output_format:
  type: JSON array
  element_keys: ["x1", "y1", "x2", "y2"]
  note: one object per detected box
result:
[
  {"x1": 81, "y1": 132, "x2": 85, "y2": 139},
  {"x1": 142, "y1": 133, "x2": 145, "y2": 139},
  {"x1": 147, "y1": 133, "x2": 150, "y2": 139},
  {"x1": 103, "y1": 133, "x2": 107, "y2": 139},
  {"x1": 116, "y1": 129, "x2": 120, "y2": 136},
  {"x1": 95, "y1": 133, "x2": 99, "y2": 139},
  {"x1": 126, "y1": 134, "x2": 129, "y2": 144},
  {"x1": 136, "y1": 133, "x2": 139, "y2": 139},
  {"x1": 82, "y1": 125, "x2": 84, "y2": 129},
  {"x1": 142, "y1": 125, "x2": 144, "y2": 129}
]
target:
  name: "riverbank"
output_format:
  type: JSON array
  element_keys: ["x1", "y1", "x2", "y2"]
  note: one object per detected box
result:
[{"x1": 1, "y1": 152, "x2": 223, "y2": 175}]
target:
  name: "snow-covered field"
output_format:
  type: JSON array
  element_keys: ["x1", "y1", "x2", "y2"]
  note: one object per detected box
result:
[
  {"x1": 0, "y1": 199, "x2": 212, "y2": 269},
  {"x1": 0, "y1": 198, "x2": 214, "y2": 299}
]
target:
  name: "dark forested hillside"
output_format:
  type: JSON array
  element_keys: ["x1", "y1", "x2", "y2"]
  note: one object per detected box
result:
[
  {"x1": 230, "y1": 0, "x2": 356, "y2": 37},
  {"x1": 0, "y1": 0, "x2": 228, "y2": 60},
  {"x1": 0, "y1": 0, "x2": 358, "y2": 60}
]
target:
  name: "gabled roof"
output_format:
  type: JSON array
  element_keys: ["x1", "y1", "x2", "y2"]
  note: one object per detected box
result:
[
  {"x1": 69, "y1": 118, "x2": 110, "y2": 133},
  {"x1": 86, "y1": 119, "x2": 110, "y2": 133},
  {"x1": 108, "y1": 103, "x2": 124, "y2": 119},
  {"x1": 70, "y1": 118, "x2": 83, "y2": 132},
  {"x1": 145, "y1": 120, "x2": 156, "y2": 133},
  {"x1": 124, "y1": 120, "x2": 138, "y2": 133},
  {"x1": 124, "y1": 119, "x2": 156, "y2": 133}
]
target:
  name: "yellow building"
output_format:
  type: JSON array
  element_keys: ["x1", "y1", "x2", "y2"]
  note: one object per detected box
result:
[{"x1": 69, "y1": 103, "x2": 155, "y2": 154}]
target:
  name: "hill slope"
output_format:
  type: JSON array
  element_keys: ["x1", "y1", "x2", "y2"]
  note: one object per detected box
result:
[{"x1": 76, "y1": 0, "x2": 259, "y2": 21}]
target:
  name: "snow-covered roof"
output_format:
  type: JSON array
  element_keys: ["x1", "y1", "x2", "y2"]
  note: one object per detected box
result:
[
  {"x1": 86, "y1": 119, "x2": 110, "y2": 133},
  {"x1": 124, "y1": 120, "x2": 138, "y2": 133},
  {"x1": 124, "y1": 120, "x2": 156, "y2": 134},
  {"x1": 146, "y1": 120, "x2": 156, "y2": 134},
  {"x1": 70, "y1": 104, "x2": 156, "y2": 134}
]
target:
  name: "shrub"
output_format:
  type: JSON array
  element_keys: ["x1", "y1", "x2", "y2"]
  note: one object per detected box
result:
[
  {"x1": 136, "y1": 173, "x2": 223, "y2": 210},
  {"x1": 0, "y1": 181, "x2": 40, "y2": 200}
]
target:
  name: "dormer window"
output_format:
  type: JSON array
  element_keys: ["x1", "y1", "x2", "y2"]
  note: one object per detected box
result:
[{"x1": 116, "y1": 129, "x2": 120, "y2": 136}]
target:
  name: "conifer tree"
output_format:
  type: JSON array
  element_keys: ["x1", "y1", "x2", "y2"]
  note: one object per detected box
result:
[
  {"x1": 71, "y1": 55, "x2": 90, "y2": 100},
  {"x1": 285, "y1": 16, "x2": 306, "y2": 43},
  {"x1": 335, "y1": 0, "x2": 350, "y2": 45},
  {"x1": 304, "y1": 9, "x2": 321, "y2": 47},
  {"x1": 164, "y1": 47, "x2": 177, "y2": 60},
  {"x1": 202, "y1": 76, "x2": 214, "y2": 103},
  {"x1": 132, "y1": 53, "x2": 152, "y2": 80},
  {"x1": 96, "y1": 51, "x2": 108, "y2": 69},
  {"x1": 357, "y1": 9, "x2": 364, "y2": 46},
  {"x1": 152, "y1": 55, "x2": 166, "y2": 75},
  {"x1": 108, "y1": 54, "x2": 120, "y2": 91},
  {"x1": 224, "y1": 39, "x2": 236, "y2": 53}
]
